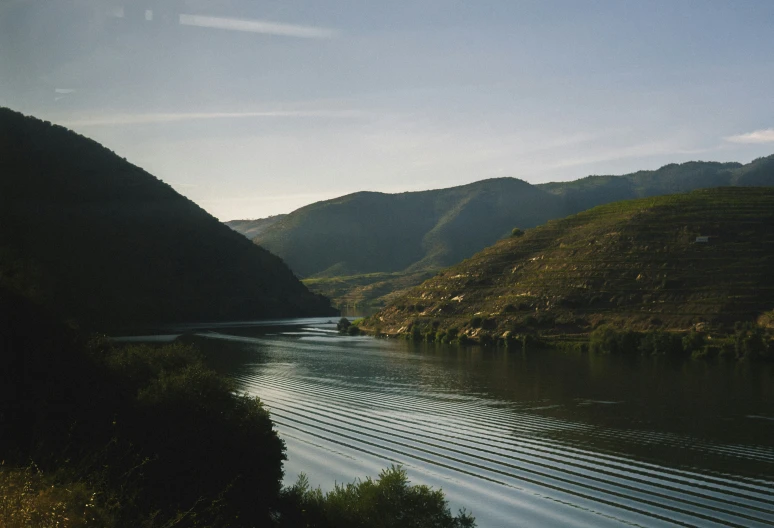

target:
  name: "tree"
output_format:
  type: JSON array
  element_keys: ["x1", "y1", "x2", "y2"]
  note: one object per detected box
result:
[
  {"x1": 278, "y1": 466, "x2": 476, "y2": 528},
  {"x1": 337, "y1": 317, "x2": 352, "y2": 332}
]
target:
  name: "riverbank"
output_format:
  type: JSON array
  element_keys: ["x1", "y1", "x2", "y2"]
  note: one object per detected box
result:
[{"x1": 354, "y1": 315, "x2": 774, "y2": 361}]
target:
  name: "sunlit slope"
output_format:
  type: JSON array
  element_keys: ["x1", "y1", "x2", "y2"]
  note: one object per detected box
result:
[
  {"x1": 225, "y1": 215, "x2": 286, "y2": 239},
  {"x1": 367, "y1": 188, "x2": 774, "y2": 335},
  {"x1": 0, "y1": 108, "x2": 335, "y2": 329}
]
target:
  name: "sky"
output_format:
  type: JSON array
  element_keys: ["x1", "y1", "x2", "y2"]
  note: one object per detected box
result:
[{"x1": 1, "y1": 0, "x2": 773, "y2": 220}]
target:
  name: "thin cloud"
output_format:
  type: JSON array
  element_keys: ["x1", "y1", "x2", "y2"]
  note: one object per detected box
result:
[
  {"x1": 62, "y1": 110, "x2": 364, "y2": 127},
  {"x1": 178, "y1": 14, "x2": 338, "y2": 39},
  {"x1": 724, "y1": 129, "x2": 774, "y2": 144},
  {"x1": 544, "y1": 142, "x2": 709, "y2": 171}
]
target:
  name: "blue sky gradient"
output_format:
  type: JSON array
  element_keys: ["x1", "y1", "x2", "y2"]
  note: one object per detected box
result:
[{"x1": 1, "y1": 0, "x2": 772, "y2": 219}]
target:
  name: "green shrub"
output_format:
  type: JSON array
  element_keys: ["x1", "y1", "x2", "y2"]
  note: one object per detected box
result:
[
  {"x1": 589, "y1": 325, "x2": 621, "y2": 354},
  {"x1": 734, "y1": 322, "x2": 770, "y2": 360},
  {"x1": 97, "y1": 343, "x2": 286, "y2": 526},
  {"x1": 278, "y1": 466, "x2": 475, "y2": 528},
  {"x1": 4, "y1": 327, "x2": 286, "y2": 527},
  {"x1": 455, "y1": 333, "x2": 472, "y2": 345},
  {"x1": 590, "y1": 326, "x2": 691, "y2": 356},
  {"x1": 759, "y1": 310, "x2": 774, "y2": 328},
  {"x1": 692, "y1": 345, "x2": 720, "y2": 360},
  {"x1": 337, "y1": 317, "x2": 352, "y2": 332},
  {"x1": 478, "y1": 333, "x2": 494, "y2": 346},
  {"x1": 682, "y1": 330, "x2": 706, "y2": 354},
  {"x1": 638, "y1": 330, "x2": 684, "y2": 356},
  {"x1": 522, "y1": 333, "x2": 549, "y2": 349},
  {"x1": 0, "y1": 465, "x2": 114, "y2": 528}
]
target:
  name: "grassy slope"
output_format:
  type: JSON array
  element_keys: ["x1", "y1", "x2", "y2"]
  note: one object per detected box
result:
[
  {"x1": 303, "y1": 269, "x2": 440, "y2": 312},
  {"x1": 237, "y1": 156, "x2": 774, "y2": 310},
  {"x1": 364, "y1": 188, "x2": 774, "y2": 338},
  {"x1": 0, "y1": 108, "x2": 335, "y2": 329},
  {"x1": 225, "y1": 214, "x2": 287, "y2": 239}
]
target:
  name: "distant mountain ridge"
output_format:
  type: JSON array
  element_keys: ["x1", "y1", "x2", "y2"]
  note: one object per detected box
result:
[
  {"x1": 538, "y1": 158, "x2": 773, "y2": 212},
  {"x1": 0, "y1": 108, "x2": 335, "y2": 329},
  {"x1": 227, "y1": 155, "x2": 774, "y2": 309},
  {"x1": 249, "y1": 178, "x2": 566, "y2": 278},
  {"x1": 363, "y1": 187, "x2": 774, "y2": 338}
]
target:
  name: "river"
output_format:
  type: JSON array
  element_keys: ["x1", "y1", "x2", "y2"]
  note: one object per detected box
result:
[{"x1": 155, "y1": 317, "x2": 774, "y2": 527}]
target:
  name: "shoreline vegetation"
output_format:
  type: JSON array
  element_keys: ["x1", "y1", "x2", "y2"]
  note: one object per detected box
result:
[
  {"x1": 352, "y1": 317, "x2": 774, "y2": 361},
  {"x1": 344, "y1": 316, "x2": 774, "y2": 361},
  {"x1": 0, "y1": 292, "x2": 476, "y2": 527}
]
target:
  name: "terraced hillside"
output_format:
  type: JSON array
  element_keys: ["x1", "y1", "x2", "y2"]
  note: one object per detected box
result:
[{"x1": 363, "y1": 188, "x2": 774, "y2": 338}]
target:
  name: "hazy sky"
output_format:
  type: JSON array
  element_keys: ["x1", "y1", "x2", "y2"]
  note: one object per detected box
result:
[{"x1": 2, "y1": 0, "x2": 773, "y2": 220}]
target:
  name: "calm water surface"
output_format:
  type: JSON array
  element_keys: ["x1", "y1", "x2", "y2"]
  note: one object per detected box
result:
[{"x1": 161, "y1": 317, "x2": 774, "y2": 528}]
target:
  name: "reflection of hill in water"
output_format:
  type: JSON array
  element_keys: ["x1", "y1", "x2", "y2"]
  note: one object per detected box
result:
[
  {"x1": 182, "y1": 320, "x2": 774, "y2": 493},
  {"x1": 199, "y1": 321, "x2": 774, "y2": 527}
]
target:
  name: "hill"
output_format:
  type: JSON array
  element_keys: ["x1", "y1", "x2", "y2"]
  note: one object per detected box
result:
[
  {"x1": 538, "y1": 158, "x2": 772, "y2": 211},
  {"x1": 362, "y1": 188, "x2": 774, "y2": 340},
  {"x1": 226, "y1": 214, "x2": 287, "y2": 239},
  {"x1": 0, "y1": 108, "x2": 335, "y2": 330},
  {"x1": 231, "y1": 156, "x2": 774, "y2": 310},
  {"x1": 252, "y1": 178, "x2": 565, "y2": 277}
]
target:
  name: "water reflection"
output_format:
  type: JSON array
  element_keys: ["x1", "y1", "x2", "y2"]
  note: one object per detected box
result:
[{"x1": 172, "y1": 318, "x2": 773, "y2": 528}]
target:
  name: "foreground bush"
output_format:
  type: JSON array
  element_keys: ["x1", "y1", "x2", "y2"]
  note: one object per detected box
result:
[
  {"x1": 277, "y1": 466, "x2": 475, "y2": 528},
  {"x1": 0, "y1": 465, "x2": 114, "y2": 528},
  {"x1": 1, "y1": 291, "x2": 474, "y2": 526},
  {"x1": 0, "y1": 291, "x2": 285, "y2": 527}
]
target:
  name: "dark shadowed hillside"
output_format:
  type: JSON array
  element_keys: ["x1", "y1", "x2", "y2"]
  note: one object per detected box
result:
[
  {"x1": 0, "y1": 108, "x2": 335, "y2": 329},
  {"x1": 363, "y1": 188, "x2": 774, "y2": 339}
]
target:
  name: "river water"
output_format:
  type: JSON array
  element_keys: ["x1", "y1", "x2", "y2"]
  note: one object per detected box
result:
[{"x1": 160, "y1": 317, "x2": 774, "y2": 527}]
